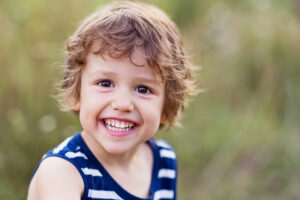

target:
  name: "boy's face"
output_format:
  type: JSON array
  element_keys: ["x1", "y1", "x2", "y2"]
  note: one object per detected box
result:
[{"x1": 74, "y1": 46, "x2": 166, "y2": 155}]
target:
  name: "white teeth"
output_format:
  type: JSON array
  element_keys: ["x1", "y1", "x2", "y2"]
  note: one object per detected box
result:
[
  {"x1": 120, "y1": 122, "x2": 125, "y2": 128},
  {"x1": 104, "y1": 119, "x2": 135, "y2": 131}
]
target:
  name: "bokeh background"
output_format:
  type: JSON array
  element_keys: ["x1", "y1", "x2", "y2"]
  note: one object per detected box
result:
[{"x1": 1, "y1": 0, "x2": 300, "y2": 199}]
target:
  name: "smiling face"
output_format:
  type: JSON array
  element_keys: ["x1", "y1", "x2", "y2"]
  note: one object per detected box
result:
[{"x1": 74, "y1": 48, "x2": 166, "y2": 156}]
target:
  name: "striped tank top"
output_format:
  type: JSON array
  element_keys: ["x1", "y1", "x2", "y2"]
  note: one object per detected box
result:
[{"x1": 32, "y1": 132, "x2": 177, "y2": 200}]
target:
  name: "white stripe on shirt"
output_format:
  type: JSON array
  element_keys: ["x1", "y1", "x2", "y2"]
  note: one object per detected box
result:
[
  {"x1": 159, "y1": 149, "x2": 176, "y2": 159},
  {"x1": 53, "y1": 136, "x2": 73, "y2": 154},
  {"x1": 65, "y1": 151, "x2": 88, "y2": 160},
  {"x1": 156, "y1": 140, "x2": 171, "y2": 149},
  {"x1": 81, "y1": 167, "x2": 102, "y2": 177},
  {"x1": 158, "y1": 169, "x2": 176, "y2": 179},
  {"x1": 88, "y1": 189, "x2": 123, "y2": 200},
  {"x1": 154, "y1": 190, "x2": 174, "y2": 200}
]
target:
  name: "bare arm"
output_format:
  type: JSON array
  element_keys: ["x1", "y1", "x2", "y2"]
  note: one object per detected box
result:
[{"x1": 27, "y1": 157, "x2": 84, "y2": 200}]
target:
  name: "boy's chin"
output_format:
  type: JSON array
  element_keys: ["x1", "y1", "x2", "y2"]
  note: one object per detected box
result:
[{"x1": 102, "y1": 142, "x2": 138, "y2": 156}]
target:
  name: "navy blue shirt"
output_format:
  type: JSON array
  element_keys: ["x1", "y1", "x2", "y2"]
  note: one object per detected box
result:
[{"x1": 32, "y1": 132, "x2": 177, "y2": 200}]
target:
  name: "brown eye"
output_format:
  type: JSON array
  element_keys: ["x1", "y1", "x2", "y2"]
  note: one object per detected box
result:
[
  {"x1": 136, "y1": 86, "x2": 151, "y2": 94},
  {"x1": 98, "y1": 80, "x2": 113, "y2": 88}
]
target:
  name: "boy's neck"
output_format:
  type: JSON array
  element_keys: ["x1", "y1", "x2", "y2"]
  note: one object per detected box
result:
[{"x1": 81, "y1": 130, "x2": 148, "y2": 168}]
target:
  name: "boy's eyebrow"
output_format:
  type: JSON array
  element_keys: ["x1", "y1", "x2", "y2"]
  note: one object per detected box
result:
[
  {"x1": 87, "y1": 71, "x2": 115, "y2": 78},
  {"x1": 133, "y1": 77, "x2": 163, "y2": 85}
]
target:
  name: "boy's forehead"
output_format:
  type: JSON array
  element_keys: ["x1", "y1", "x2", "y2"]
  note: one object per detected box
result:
[{"x1": 129, "y1": 48, "x2": 147, "y2": 66}]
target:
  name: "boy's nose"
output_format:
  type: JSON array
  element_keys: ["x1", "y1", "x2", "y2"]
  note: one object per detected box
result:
[{"x1": 111, "y1": 89, "x2": 134, "y2": 112}]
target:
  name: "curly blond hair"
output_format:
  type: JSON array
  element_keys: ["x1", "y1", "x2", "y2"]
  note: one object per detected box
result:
[{"x1": 56, "y1": 1, "x2": 198, "y2": 127}]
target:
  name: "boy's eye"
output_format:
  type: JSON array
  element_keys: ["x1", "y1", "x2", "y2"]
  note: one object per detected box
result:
[
  {"x1": 136, "y1": 86, "x2": 152, "y2": 94},
  {"x1": 97, "y1": 80, "x2": 113, "y2": 87}
]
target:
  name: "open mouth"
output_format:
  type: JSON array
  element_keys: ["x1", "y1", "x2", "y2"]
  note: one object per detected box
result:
[{"x1": 103, "y1": 118, "x2": 136, "y2": 132}]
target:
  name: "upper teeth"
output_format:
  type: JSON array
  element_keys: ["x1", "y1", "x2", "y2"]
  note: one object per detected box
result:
[{"x1": 104, "y1": 119, "x2": 135, "y2": 128}]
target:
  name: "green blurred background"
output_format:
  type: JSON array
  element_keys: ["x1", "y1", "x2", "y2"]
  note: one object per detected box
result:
[{"x1": 1, "y1": 0, "x2": 300, "y2": 199}]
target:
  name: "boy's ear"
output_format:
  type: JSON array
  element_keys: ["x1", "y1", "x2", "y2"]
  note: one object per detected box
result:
[
  {"x1": 160, "y1": 114, "x2": 168, "y2": 124},
  {"x1": 73, "y1": 101, "x2": 80, "y2": 111}
]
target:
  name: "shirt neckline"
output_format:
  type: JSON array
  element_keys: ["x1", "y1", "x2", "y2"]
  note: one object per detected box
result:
[{"x1": 75, "y1": 132, "x2": 160, "y2": 200}]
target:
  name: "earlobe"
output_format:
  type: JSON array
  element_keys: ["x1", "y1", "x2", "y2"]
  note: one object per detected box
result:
[
  {"x1": 73, "y1": 101, "x2": 80, "y2": 111},
  {"x1": 160, "y1": 114, "x2": 168, "y2": 124}
]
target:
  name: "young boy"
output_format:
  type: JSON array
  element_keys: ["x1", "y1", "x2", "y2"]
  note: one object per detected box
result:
[{"x1": 27, "y1": 1, "x2": 197, "y2": 200}]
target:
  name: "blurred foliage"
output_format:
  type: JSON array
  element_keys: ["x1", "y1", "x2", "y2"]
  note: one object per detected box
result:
[{"x1": 1, "y1": 0, "x2": 300, "y2": 199}]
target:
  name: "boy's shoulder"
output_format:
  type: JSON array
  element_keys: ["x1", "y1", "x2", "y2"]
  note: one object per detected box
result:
[
  {"x1": 28, "y1": 156, "x2": 84, "y2": 200},
  {"x1": 28, "y1": 133, "x2": 89, "y2": 199},
  {"x1": 28, "y1": 133, "x2": 85, "y2": 199},
  {"x1": 31, "y1": 132, "x2": 91, "y2": 182}
]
